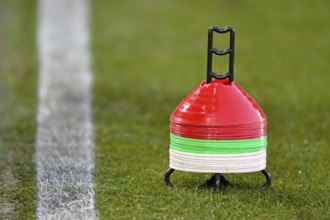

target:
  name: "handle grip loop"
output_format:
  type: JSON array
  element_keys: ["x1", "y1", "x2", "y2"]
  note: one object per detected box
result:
[{"x1": 207, "y1": 26, "x2": 235, "y2": 84}]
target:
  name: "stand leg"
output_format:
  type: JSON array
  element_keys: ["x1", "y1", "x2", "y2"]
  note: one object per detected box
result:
[
  {"x1": 261, "y1": 169, "x2": 271, "y2": 189},
  {"x1": 164, "y1": 168, "x2": 175, "y2": 186},
  {"x1": 200, "y1": 173, "x2": 230, "y2": 189},
  {"x1": 215, "y1": 173, "x2": 221, "y2": 188}
]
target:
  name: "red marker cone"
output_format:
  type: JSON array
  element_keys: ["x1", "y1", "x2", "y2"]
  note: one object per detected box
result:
[{"x1": 164, "y1": 26, "x2": 271, "y2": 189}]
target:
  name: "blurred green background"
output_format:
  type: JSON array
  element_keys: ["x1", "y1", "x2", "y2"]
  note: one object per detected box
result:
[{"x1": 0, "y1": 0, "x2": 329, "y2": 219}]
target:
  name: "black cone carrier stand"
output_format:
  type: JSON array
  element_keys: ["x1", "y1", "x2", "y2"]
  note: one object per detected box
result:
[
  {"x1": 165, "y1": 168, "x2": 271, "y2": 189},
  {"x1": 164, "y1": 26, "x2": 271, "y2": 189}
]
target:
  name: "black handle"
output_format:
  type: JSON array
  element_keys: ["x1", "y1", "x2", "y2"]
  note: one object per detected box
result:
[{"x1": 206, "y1": 26, "x2": 235, "y2": 84}]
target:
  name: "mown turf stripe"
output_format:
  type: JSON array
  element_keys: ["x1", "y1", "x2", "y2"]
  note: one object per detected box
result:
[
  {"x1": 36, "y1": 0, "x2": 97, "y2": 218},
  {"x1": 0, "y1": 1, "x2": 37, "y2": 218},
  {"x1": 0, "y1": 2, "x2": 17, "y2": 217}
]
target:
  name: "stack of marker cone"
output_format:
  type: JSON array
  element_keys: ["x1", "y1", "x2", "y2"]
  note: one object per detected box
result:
[
  {"x1": 165, "y1": 26, "x2": 271, "y2": 188},
  {"x1": 169, "y1": 78, "x2": 267, "y2": 173}
]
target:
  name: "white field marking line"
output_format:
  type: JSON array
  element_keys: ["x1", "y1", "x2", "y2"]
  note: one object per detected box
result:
[{"x1": 36, "y1": 0, "x2": 97, "y2": 219}]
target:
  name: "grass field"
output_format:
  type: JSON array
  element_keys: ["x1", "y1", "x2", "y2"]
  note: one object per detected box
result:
[
  {"x1": 1, "y1": 0, "x2": 330, "y2": 219},
  {"x1": 0, "y1": 0, "x2": 37, "y2": 219}
]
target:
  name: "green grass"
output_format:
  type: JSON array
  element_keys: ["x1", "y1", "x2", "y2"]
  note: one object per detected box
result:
[
  {"x1": 0, "y1": 0, "x2": 37, "y2": 219},
  {"x1": 92, "y1": 0, "x2": 330, "y2": 219},
  {"x1": 0, "y1": 0, "x2": 329, "y2": 219}
]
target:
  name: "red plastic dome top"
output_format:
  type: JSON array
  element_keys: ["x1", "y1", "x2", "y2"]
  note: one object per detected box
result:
[
  {"x1": 171, "y1": 78, "x2": 266, "y2": 126},
  {"x1": 170, "y1": 79, "x2": 267, "y2": 140}
]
